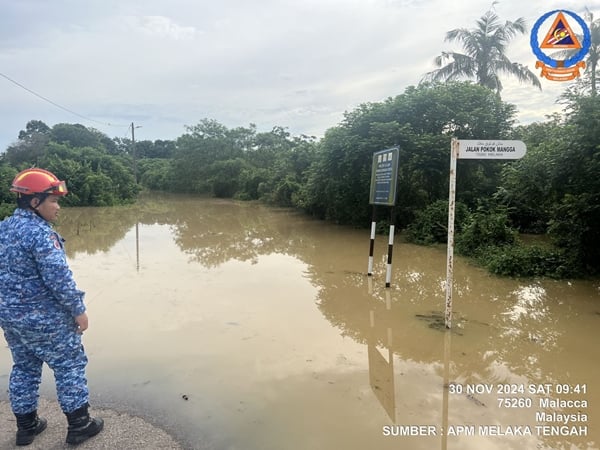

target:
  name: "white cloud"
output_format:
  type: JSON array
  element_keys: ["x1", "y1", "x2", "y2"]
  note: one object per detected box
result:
[{"x1": 133, "y1": 16, "x2": 198, "y2": 40}]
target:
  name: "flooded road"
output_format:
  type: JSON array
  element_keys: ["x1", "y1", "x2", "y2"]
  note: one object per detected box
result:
[{"x1": 1, "y1": 194, "x2": 598, "y2": 450}]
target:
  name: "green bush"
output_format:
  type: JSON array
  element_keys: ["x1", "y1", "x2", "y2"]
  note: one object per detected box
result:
[
  {"x1": 208, "y1": 158, "x2": 247, "y2": 198},
  {"x1": 0, "y1": 202, "x2": 14, "y2": 220},
  {"x1": 476, "y1": 244, "x2": 576, "y2": 278},
  {"x1": 406, "y1": 200, "x2": 469, "y2": 244},
  {"x1": 548, "y1": 193, "x2": 600, "y2": 275},
  {"x1": 0, "y1": 165, "x2": 18, "y2": 206},
  {"x1": 456, "y1": 208, "x2": 516, "y2": 255},
  {"x1": 138, "y1": 159, "x2": 173, "y2": 191}
]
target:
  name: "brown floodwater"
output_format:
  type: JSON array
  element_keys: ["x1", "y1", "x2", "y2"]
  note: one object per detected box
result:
[{"x1": 1, "y1": 194, "x2": 598, "y2": 450}]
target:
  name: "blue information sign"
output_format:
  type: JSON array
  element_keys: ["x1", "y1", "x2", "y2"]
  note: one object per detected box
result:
[{"x1": 369, "y1": 147, "x2": 399, "y2": 206}]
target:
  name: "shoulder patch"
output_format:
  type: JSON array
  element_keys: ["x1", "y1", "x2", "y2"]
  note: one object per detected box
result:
[{"x1": 49, "y1": 233, "x2": 63, "y2": 250}]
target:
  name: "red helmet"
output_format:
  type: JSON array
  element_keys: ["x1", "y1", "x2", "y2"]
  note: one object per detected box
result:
[{"x1": 10, "y1": 168, "x2": 68, "y2": 196}]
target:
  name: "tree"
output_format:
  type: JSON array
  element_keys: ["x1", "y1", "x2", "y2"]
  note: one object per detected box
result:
[
  {"x1": 1, "y1": 120, "x2": 139, "y2": 213},
  {"x1": 0, "y1": 163, "x2": 18, "y2": 217},
  {"x1": 499, "y1": 119, "x2": 565, "y2": 232},
  {"x1": 37, "y1": 143, "x2": 138, "y2": 206},
  {"x1": 4, "y1": 120, "x2": 51, "y2": 166},
  {"x1": 236, "y1": 127, "x2": 315, "y2": 205},
  {"x1": 17, "y1": 120, "x2": 50, "y2": 140},
  {"x1": 497, "y1": 93, "x2": 600, "y2": 275},
  {"x1": 422, "y1": 9, "x2": 541, "y2": 93},
  {"x1": 582, "y1": 10, "x2": 600, "y2": 95},
  {"x1": 299, "y1": 82, "x2": 517, "y2": 227},
  {"x1": 51, "y1": 123, "x2": 103, "y2": 149},
  {"x1": 171, "y1": 120, "x2": 254, "y2": 194}
]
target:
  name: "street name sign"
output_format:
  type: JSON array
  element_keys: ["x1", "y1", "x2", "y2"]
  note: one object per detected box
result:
[{"x1": 458, "y1": 140, "x2": 527, "y2": 159}]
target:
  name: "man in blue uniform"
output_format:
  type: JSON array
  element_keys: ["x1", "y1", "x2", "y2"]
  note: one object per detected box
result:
[{"x1": 0, "y1": 168, "x2": 103, "y2": 446}]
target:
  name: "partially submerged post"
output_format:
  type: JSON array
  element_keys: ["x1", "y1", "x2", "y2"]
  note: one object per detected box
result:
[
  {"x1": 445, "y1": 139, "x2": 459, "y2": 329},
  {"x1": 445, "y1": 138, "x2": 526, "y2": 328},
  {"x1": 368, "y1": 147, "x2": 399, "y2": 287},
  {"x1": 368, "y1": 208, "x2": 377, "y2": 276},
  {"x1": 385, "y1": 207, "x2": 396, "y2": 288}
]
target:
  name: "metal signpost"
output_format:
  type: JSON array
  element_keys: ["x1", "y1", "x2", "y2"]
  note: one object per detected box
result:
[
  {"x1": 445, "y1": 139, "x2": 526, "y2": 328},
  {"x1": 368, "y1": 147, "x2": 400, "y2": 287}
]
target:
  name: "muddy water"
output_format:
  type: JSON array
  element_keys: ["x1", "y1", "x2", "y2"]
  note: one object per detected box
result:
[{"x1": 1, "y1": 194, "x2": 598, "y2": 450}]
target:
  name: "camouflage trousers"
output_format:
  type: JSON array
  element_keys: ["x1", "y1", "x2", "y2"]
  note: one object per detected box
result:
[{"x1": 1, "y1": 311, "x2": 89, "y2": 415}]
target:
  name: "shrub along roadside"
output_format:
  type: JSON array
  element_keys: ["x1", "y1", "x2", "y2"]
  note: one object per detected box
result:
[
  {"x1": 474, "y1": 244, "x2": 575, "y2": 278},
  {"x1": 405, "y1": 200, "x2": 470, "y2": 244},
  {"x1": 405, "y1": 200, "x2": 580, "y2": 278}
]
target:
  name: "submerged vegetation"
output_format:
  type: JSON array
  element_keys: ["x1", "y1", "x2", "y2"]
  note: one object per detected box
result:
[{"x1": 1, "y1": 80, "x2": 598, "y2": 278}]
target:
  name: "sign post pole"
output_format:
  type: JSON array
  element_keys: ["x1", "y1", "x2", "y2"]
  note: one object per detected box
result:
[
  {"x1": 445, "y1": 139, "x2": 459, "y2": 329},
  {"x1": 368, "y1": 207, "x2": 377, "y2": 276},
  {"x1": 385, "y1": 207, "x2": 395, "y2": 288},
  {"x1": 444, "y1": 139, "x2": 526, "y2": 328}
]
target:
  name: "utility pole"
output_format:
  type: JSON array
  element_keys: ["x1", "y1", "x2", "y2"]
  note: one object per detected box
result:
[{"x1": 131, "y1": 122, "x2": 139, "y2": 183}]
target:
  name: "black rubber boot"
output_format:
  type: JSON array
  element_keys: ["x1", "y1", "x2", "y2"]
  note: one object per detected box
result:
[
  {"x1": 15, "y1": 410, "x2": 47, "y2": 446},
  {"x1": 65, "y1": 403, "x2": 104, "y2": 446}
]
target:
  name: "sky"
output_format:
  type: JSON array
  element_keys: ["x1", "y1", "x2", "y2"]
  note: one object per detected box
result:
[{"x1": 1, "y1": 0, "x2": 599, "y2": 150}]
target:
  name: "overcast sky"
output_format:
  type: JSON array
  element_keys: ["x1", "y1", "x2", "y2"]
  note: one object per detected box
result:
[{"x1": 1, "y1": 0, "x2": 599, "y2": 150}]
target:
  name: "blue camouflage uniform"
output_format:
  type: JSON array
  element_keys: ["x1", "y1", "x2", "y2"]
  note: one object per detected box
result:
[{"x1": 0, "y1": 208, "x2": 89, "y2": 415}]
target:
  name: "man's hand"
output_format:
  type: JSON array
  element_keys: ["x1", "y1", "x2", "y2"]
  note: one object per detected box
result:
[{"x1": 74, "y1": 312, "x2": 89, "y2": 334}]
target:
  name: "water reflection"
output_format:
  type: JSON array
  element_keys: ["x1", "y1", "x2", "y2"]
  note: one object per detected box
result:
[
  {"x1": 367, "y1": 287, "x2": 396, "y2": 421},
  {"x1": 37, "y1": 195, "x2": 600, "y2": 450},
  {"x1": 57, "y1": 206, "x2": 134, "y2": 255},
  {"x1": 361, "y1": 283, "x2": 573, "y2": 450}
]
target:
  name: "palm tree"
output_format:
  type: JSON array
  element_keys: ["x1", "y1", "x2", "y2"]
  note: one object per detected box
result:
[
  {"x1": 422, "y1": 9, "x2": 541, "y2": 93},
  {"x1": 585, "y1": 11, "x2": 600, "y2": 95}
]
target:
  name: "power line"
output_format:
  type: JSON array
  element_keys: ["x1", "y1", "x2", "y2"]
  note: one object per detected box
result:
[{"x1": 0, "y1": 71, "x2": 129, "y2": 128}]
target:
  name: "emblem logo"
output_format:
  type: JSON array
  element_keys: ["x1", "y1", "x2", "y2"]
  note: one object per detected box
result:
[{"x1": 530, "y1": 10, "x2": 591, "y2": 81}]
